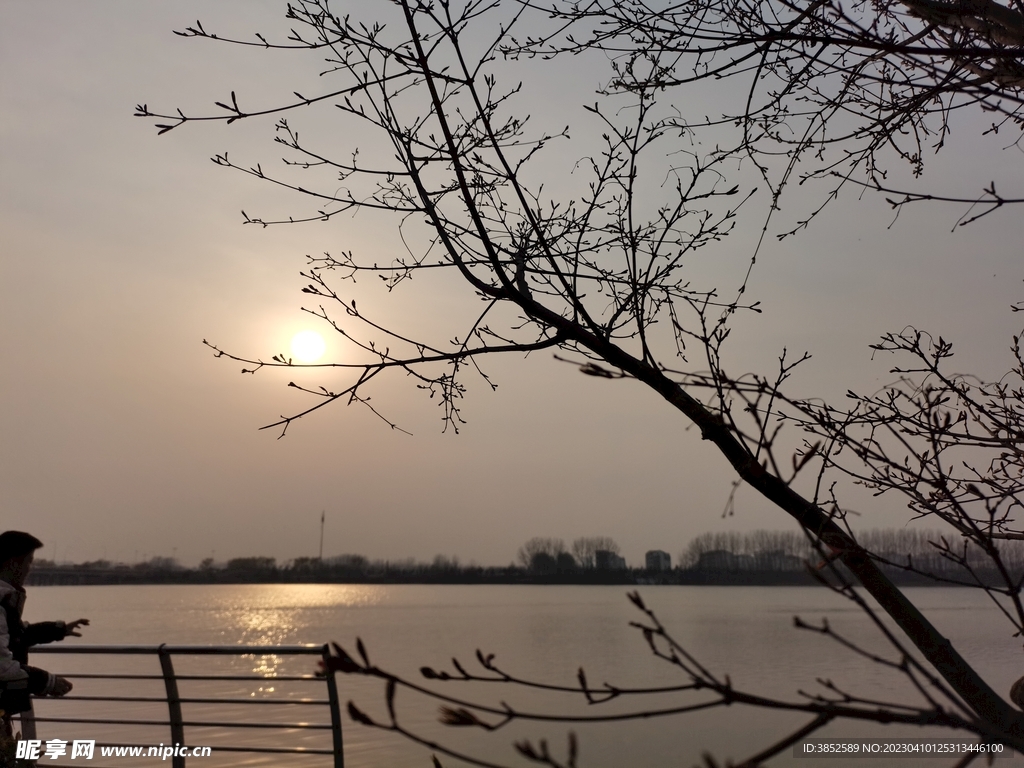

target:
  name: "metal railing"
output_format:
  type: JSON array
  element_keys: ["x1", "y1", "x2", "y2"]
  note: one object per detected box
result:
[{"x1": 26, "y1": 644, "x2": 344, "y2": 768}]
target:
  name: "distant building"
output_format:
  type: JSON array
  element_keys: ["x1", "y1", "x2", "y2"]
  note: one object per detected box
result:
[
  {"x1": 645, "y1": 550, "x2": 671, "y2": 571},
  {"x1": 595, "y1": 550, "x2": 626, "y2": 570}
]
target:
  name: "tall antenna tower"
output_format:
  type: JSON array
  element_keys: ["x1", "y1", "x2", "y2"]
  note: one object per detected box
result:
[{"x1": 318, "y1": 511, "x2": 325, "y2": 561}]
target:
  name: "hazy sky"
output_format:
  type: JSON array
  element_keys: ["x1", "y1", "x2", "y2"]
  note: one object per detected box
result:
[{"x1": 3, "y1": 2, "x2": 1022, "y2": 567}]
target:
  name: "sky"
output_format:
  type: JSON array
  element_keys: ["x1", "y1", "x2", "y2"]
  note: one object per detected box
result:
[{"x1": 2, "y1": 1, "x2": 1022, "y2": 567}]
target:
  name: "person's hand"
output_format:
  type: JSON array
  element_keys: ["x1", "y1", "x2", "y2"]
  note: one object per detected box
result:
[
  {"x1": 50, "y1": 676, "x2": 73, "y2": 696},
  {"x1": 64, "y1": 618, "x2": 90, "y2": 637}
]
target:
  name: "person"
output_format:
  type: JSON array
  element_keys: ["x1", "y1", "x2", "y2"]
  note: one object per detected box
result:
[{"x1": 0, "y1": 531, "x2": 89, "y2": 737}]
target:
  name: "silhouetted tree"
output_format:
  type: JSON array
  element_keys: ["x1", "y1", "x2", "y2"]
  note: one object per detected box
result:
[
  {"x1": 143, "y1": 0, "x2": 1024, "y2": 762},
  {"x1": 516, "y1": 537, "x2": 567, "y2": 569},
  {"x1": 226, "y1": 556, "x2": 277, "y2": 572},
  {"x1": 570, "y1": 536, "x2": 620, "y2": 569},
  {"x1": 430, "y1": 554, "x2": 462, "y2": 572},
  {"x1": 517, "y1": 0, "x2": 1024, "y2": 229},
  {"x1": 529, "y1": 551, "x2": 558, "y2": 574},
  {"x1": 555, "y1": 551, "x2": 577, "y2": 573}
]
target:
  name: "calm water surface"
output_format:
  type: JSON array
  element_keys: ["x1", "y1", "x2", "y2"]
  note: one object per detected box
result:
[{"x1": 24, "y1": 584, "x2": 1024, "y2": 767}]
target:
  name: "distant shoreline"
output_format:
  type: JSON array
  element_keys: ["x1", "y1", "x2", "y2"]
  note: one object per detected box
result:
[{"x1": 26, "y1": 567, "x2": 959, "y2": 588}]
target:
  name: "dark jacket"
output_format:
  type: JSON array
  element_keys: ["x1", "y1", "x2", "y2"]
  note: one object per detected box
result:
[{"x1": 0, "y1": 579, "x2": 66, "y2": 714}]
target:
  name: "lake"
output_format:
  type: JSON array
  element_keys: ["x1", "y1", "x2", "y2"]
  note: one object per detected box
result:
[{"x1": 21, "y1": 584, "x2": 1024, "y2": 767}]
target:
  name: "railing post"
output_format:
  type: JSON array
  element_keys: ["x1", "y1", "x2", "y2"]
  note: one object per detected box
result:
[
  {"x1": 321, "y1": 644, "x2": 345, "y2": 768},
  {"x1": 19, "y1": 700, "x2": 37, "y2": 741},
  {"x1": 158, "y1": 645, "x2": 186, "y2": 768}
]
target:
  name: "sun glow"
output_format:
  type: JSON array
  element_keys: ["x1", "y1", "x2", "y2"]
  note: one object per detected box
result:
[{"x1": 290, "y1": 330, "x2": 326, "y2": 363}]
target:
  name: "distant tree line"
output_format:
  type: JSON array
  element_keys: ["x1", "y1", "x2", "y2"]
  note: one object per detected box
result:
[
  {"x1": 27, "y1": 539, "x2": 633, "y2": 586},
  {"x1": 30, "y1": 529, "x2": 1024, "y2": 586},
  {"x1": 29, "y1": 554, "x2": 517, "y2": 586},
  {"x1": 516, "y1": 536, "x2": 623, "y2": 573},
  {"x1": 679, "y1": 529, "x2": 1024, "y2": 583},
  {"x1": 679, "y1": 530, "x2": 811, "y2": 569}
]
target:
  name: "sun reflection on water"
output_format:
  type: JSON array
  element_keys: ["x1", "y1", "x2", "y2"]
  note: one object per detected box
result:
[
  {"x1": 204, "y1": 584, "x2": 390, "y2": 681},
  {"x1": 245, "y1": 653, "x2": 283, "y2": 677}
]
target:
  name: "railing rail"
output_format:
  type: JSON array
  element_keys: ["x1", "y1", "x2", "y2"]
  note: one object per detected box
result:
[{"x1": 27, "y1": 644, "x2": 344, "y2": 768}]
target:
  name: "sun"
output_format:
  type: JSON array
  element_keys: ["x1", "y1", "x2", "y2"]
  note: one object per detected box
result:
[{"x1": 290, "y1": 330, "x2": 326, "y2": 363}]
